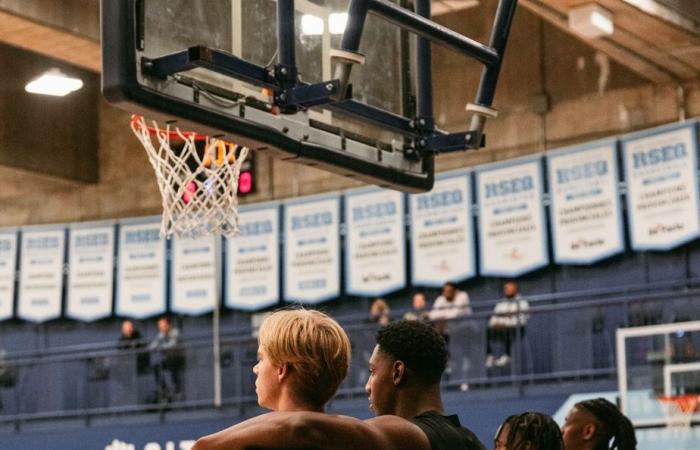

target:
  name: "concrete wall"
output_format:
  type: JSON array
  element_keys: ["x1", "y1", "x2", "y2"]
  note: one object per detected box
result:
[{"x1": 1, "y1": 5, "x2": 699, "y2": 227}]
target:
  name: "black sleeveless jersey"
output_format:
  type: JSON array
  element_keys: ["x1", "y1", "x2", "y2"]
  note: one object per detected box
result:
[{"x1": 410, "y1": 411, "x2": 487, "y2": 450}]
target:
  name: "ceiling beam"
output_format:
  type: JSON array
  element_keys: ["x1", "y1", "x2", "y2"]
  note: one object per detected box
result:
[
  {"x1": 0, "y1": 10, "x2": 100, "y2": 72},
  {"x1": 520, "y1": 0, "x2": 676, "y2": 84}
]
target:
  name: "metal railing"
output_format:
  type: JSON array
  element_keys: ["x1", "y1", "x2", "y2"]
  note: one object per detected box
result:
[{"x1": 0, "y1": 288, "x2": 697, "y2": 424}]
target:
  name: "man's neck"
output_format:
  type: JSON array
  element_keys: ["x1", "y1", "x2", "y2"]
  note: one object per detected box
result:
[
  {"x1": 394, "y1": 384, "x2": 445, "y2": 418},
  {"x1": 275, "y1": 389, "x2": 324, "y2": 413}
]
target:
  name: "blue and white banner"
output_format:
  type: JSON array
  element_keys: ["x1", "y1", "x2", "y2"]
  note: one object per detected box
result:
[
  {"x1": 547, "y1": 141, "x2": 624, "y2": 264},
  {"x1": 66, "y1": 224, "x2": 115, "y2": 321},
  {"x1": 18, "y1": 228, "x2": 66, "y2": 322},
  {"x1": 171, "y1": 234, "x2": 219, "y2": 315},
  {"x1": 345, "y1": 188, "x2": 406, "y2": 296},
  {"x1": 476, "y1": 157, "x2": 549, "y2": 277},
  {"x1": 284, "y1": 195, "x2": 340, "y2": 304},
  {"x1": 0, "y1": 229, "x2": 17, "y2": 321},
  {"x1": 622, "y1": 121, "x2": 700, "y2": 250},
  {"x1": 410, "y1": 172, "x2": 475, "y2": 286},
  {"x1": 116, "y1": 219, "x2": 167, "y2": 319},
  {"x1": 226, "y1": 203, "x2": 280, "y2": 311}
]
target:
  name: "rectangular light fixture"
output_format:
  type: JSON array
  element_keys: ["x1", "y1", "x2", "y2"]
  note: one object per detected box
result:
[
  {"x1": 301, "y1": 14, "x2": 324, "y2": 36},
  {"x1": 568, "y1": 4, "x2": 614, "y2": 39},
  {"x1": 25, "y1": 70, "x2": 84, "y2": 97},
  {"x1": 329, "y1": 12, "x2": 348, "y2": 35}
]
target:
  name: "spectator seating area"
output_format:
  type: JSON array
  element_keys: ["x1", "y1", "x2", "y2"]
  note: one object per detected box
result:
[{"x1": 0, "y1": 244, "x2": 699, "y2": 433}]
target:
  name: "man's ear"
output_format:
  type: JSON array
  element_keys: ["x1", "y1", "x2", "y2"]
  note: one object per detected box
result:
[
  {"x1": 582, "y1": 422, "x2": 596, "y2": 441},
  {"x1": 392, "y1": 360, "x2": 406, "y2": 386},
  {"x1": 277, "y1": 363, "x2": 290, "y2": 383}
]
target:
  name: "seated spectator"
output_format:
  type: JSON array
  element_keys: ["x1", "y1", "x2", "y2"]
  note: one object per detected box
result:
[
  {"x1": 369, "y1": 298, "x2": 390, "y2": 326},
  {"x1": 117, "y1": 319, "x2": 149, "y2": 374},
  {"x1": 149, "y1": 316, "x2": 185, "y2": 402},
  {"x1": 430, "y1": 281, "x2": 471, "y2": 345},
  {"x1": 403, "y1": 291, "x2": 431, "y2": 323},
  {"x1": 494, "y1": 412, "x2": 563, "y2": 450},
  {"x1": 561, "y1": 398, "x2": 637, "y2": 450},
  {"x1": 486, "y1": 281, "x2": 529, "y2": 368}
]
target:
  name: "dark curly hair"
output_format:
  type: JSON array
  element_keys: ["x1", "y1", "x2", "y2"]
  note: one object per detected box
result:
[
  {"x1": 498, "y1": 412, "x2": 564, "y2": 450},
  {"x1": 575, "y1": 398, "x2": 637, "y2": 450},
  {"x1": 375, "y1": 320, "x2": 447, "y2": 384}
]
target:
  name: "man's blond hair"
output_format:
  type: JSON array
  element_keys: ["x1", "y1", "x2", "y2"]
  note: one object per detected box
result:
[{"x1": 258, "y1": 309, "x2": 351, "y2": 407}]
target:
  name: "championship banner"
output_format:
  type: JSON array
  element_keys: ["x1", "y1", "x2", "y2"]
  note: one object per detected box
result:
[
  {"x1": 116, "y1": 218, "x2": 167, "y2": 318},
  {"x1": 345, "y1": 188, "x2": 406, "y2": 296},
  {"x1": 283, "y1": 194, "x2": 340, "y2": 304},
  {"x1": 171, "y1": 233, "x2": 219, "y2": 315},
  {"x1": 66, "y1": 224, "x2": 115, "y2": 321},
  {"x1": 622, "y1": 121, "x2": 700, "y2": 250},
  {"x1": 409, "y1": 171, "x2": 475, "y2": 286},
  {"x1": 476, "y1": 156, "x2": 549, "y2": 277},
  {"x1": 226, "y1": 203, "x2": 280, "y2": 311},
  {"x1": 547, "y1": 141, "x2": 624, "y2": 264},
  {"x1": 0, "y1": 229, "x2": 17, "y2": 321},
  {"x1": 18, "y1": 228, "x2": 66, "y2": 322}
]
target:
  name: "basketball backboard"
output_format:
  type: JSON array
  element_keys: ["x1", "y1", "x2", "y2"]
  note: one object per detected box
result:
[
  {"x1": 101, "y1": 0, "x2": 518, "y2": 192},
  {"x1": 617, "y1": 321, "x2": 700, "y2": 428}
]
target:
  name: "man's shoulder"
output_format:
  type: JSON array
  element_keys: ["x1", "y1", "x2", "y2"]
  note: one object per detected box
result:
[
  {"x1": 432, "y1": 296, "x2": 447, "y2": 306},
  {"x1": 411, "y1": 412, "x2": 486, "y2": 450},
  {"x1": 365, "y1": 415, "x2": 431, "y2": 450},
  {"x1": 456, "y1": 291, "x2": 469, "y2": 303}
]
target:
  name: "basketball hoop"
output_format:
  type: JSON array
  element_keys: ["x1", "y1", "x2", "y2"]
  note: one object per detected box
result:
[
  {"x1": 657, "y1": 394, "x2": 699, "y2": 428},
  {"x1": 130, "y1": 115, "x2": 249, "y2": 239}
]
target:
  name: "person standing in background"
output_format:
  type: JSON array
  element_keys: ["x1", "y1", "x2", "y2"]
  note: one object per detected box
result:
[
  {"x1": 404, "y1": 292, "x2": 431, "y2": 323},
  {"x1": 370, "y1": 298, "x2": 391, "y2": 326},
  {"x1": 430, "y1": 281, "x2": 471, "y2": 346},
  {"x1": 149, "y1": 316, "x2": 185, "y2": 402},
  {"x1": 486, "y1": 282, "x2": 529, "y2": 368}
]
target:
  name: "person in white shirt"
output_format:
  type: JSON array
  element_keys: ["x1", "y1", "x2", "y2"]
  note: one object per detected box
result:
[
  {"x1": 485, "y1": 282, "x2": 529, "y2": 368},
  {"x1": 429, "y1": 282, "x2": 471, "y2": 346}
]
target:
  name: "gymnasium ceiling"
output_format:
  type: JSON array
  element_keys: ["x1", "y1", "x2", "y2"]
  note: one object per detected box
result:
[{"x1": 0, "y1": 0, "x2": 698, "y2": 82}]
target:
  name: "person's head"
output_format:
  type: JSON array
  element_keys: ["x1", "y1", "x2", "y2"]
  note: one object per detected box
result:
[
  {"x1": 561, "y1": 399, "x2": 637, "y2": 450},
  {"x1": 504, "y1": 282, "x2": 519, "y2": 299},
  {"x1": 412, "y1": 292, "x2": 427, "y2": 310},
  {"x1": 157, "y1": 316, "x2": 171, "y2": 334},
  {"x1": 366, "y1": 320, "x2": 447, "y2": 416},
  {"x1": 121, "y1": 320, "x2": 135, "y2": 337},
  {"x1": 495, "y1": 412, "x2": 564, "y2": 450},
  {"x1": 254, "y1": 309, "x2": 351, "y2": 412},
  {"x1": 370, "y1": 298, "x2": 389, "y2": 316},
  {"x1": 442, "y1": 281, "x2": 457, "y2": 301}
]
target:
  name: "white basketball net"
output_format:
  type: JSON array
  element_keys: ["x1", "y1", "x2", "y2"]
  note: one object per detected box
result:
[
  {"x1": 131, "y1": 115, "x2": 249, "y2": 239},
  {"x1": 658, "y1": 395, "x2": 698, "y2": 428}
]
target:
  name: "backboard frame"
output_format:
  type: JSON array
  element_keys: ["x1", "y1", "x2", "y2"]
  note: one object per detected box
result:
[
  {"x1": 617, "y1": 320, "x2": 700, "y2": 428},
  {"x1": 101, "y1": 0, "x2": 517, "y2": 192}
]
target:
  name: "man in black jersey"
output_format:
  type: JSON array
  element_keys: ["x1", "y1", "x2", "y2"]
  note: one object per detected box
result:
[{"x1": 193, "y1": 320, "x2": 486, "y2": 450}]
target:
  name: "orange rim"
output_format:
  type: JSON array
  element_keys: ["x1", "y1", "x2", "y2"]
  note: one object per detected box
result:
[
  {"x1": 657, "y1": 394, "x2": 699, "y2": 413},
  {"x1": 131, "y1": 114, "x2": 208, "y2": 141}
]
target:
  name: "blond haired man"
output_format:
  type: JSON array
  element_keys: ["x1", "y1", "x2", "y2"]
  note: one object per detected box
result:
[
  {"x1": 194, "y1": 320, "x2": 485, "y2": 450},
  {"x1": 194, "y1": 308, "x2": 351, "y2": 449},
  {"x1": 253, "y1": 308, "x2": 351, "y2": 412}
]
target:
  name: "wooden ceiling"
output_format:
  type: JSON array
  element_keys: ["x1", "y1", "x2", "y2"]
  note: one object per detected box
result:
[
  {"x1": 520, "y1": 0, "x2": 700, "y2": 83},
  {"x1": 0, "y1": 9, "x2": 100, "y2": 72},
  {"x1": 0, "y1": 0, "x2": 698, "y2": 83}
]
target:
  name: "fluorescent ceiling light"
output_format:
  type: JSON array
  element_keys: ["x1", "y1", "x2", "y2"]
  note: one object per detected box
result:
[
  {"x1": 568, "y1": 4, "x2": 614, "y2": 39},
  {"x1": 301, "y1": 14, "x2": 324, "y2": 36},
  {"x1": 25, "y1": 70, "x2": 83, "y2": 96},
  {"x1": 329, "y1": 12, "x2": 348, "y2": 34}
]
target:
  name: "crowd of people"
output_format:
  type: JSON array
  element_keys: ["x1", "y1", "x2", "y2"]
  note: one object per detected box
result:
[
  {"x1": 193, "y1": 309, "x2": 638, "y2": 450},
  {"x1": 122, "y1": 280, "x2": 530, "y2": 405},
  {"x1": 371, "y1": 280, "x2": 531, "y2": 370}
]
